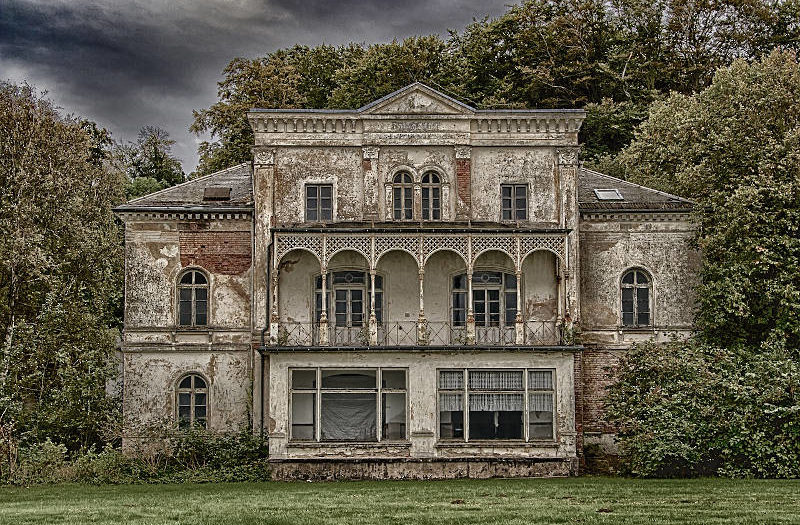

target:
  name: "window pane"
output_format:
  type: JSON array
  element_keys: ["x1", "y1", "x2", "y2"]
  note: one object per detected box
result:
[
  {"x1": 636, "y1": 271, "x2": 649, "y2": 284},
  {"x1": 529, "y1": 392, "x2": 554, "y2": 439},
  {"x1": 505, "y1": 293, "x2": 517, "y2": 325},
  {"x1": 515, "y1": 186, "x2": 526, "y2": 197},
  {"x1": 321, "y1": 393, "x2": 376, "y2": 441},
  {"x1": 529, "y1": 370, "x2": 553, "y2": 390},
  {"x1": 306, "y1": 186, "x2": 317, "y2": 198},
  {"x1": 179, "y1": 288, "x2": 192, "y2": 301},
  {"x1": 637, "y1": 288, "x2": 650, "y2": 314},
  {"x1": 637, "y1": 312, "x2": 651, "y2": 326},
  {"x1": 375, "y1": 292, "x2": 383, "y2": 323},
  {"x1": 292, "y1": 369, "x2": 316, "y2": 389},
  {"x1": 178, "y1": 393, "x2": 191, "y2": 406},
  {"x1": 320, "y1": 185, "x2": 331, "y2": 198},
  {"x1": 623, "y1": 312, "x2": 634, "y2": 326},
  {"x1": 306, "y1": 207, "x2": 317, "y2": 221},
  {"x1": 382, "y1": 393, "x2": 406, "y2": 440},
  {"x1": 622, "y1": 272, "x2": 635, "y2": 285},
  {"x1": 179, "y1": 376, "x2": 192, "y2": 389},
  {"x1": 179, "y1": 303, "x2": 192, "y2": 325},
  {"x1": 502, "y1": 186, "x2": 511, "y2": 198},
  {"x1": 622, "y1": 288, "x2": 634, "y2": 313},
  {"x1": 469, "y1": 393, "x2": 523, "y2": 439},
  {"x1": 193, "y1": 376, "x2": 206, "y2": 389},
  {"x1": 195, "y1": 311, "x2": 207, "y2": 326},
  {"x1": 515, "y1": 205, "x2": 526, "y2": 220},
  {"x1": 382, "y1": 369, "x2": 406, "y2": 389},
  {"x1": 194, "y1": 404, "x2": 206, "y2": 419},
  {"x1": 505, "y1": 274, "x2": 517, "y2": 290},
  {"x1": 180, "y1": 273, "x2": 193, "y2": 284},
  {"x1": 439, "y1": 393, "x2": 463, "y2": 439},
  {"x1": 195, "y1": 288, "x2": 207, "y2": 301},
  {"x1": 475, "y1": 271, "x2": 502, "y2": 284},
  {"x1": 502, "y1": 208, "x2": 512, "y2": 220},
  {"x1": 193, "y1": 272, "x2": 207, "y2": 285},
  {"x1": 320, "y1": 206, "x2": 332, "y2": 221},
  {"x1": 439, "y1": 370, "x2": 464, "y2": 389},
  {"x1": 469, "y1": 371, "x2": 523, "y2": 391},
  {"x1": 453, "y1": 275, "x2": 466, "y2": 289},
  {"x1": 292, "y1": 393, "x2": 316, "y2": 441},
  {"x1": 321, "y1": 369, "x2": 376, "y2": 389},
  {"x1": 195, "y1": 300, "x2": 207, "y2": 316}
]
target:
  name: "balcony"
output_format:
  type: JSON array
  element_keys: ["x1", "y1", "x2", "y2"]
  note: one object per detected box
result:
[{"x1": 274, "y1": 320, "x2": 564, "y2": 348}]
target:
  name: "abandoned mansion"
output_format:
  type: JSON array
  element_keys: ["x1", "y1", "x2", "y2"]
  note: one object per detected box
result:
[{"x1": 115, "y1": 83, "x2": 699, "y2": 478}]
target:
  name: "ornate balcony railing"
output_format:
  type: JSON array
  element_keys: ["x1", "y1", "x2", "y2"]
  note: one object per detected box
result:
[{"x1": 274, "y1": 320, "x2": 563, "y2": 347}]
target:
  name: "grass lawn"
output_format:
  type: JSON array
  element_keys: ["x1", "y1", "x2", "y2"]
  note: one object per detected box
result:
[{"x1": 0, "y1": 477, "x2": 798, "y2": 525}]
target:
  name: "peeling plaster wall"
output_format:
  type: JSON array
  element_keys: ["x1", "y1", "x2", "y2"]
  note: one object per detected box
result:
[
  {"x1": 578, "y1": 215, "x2": 700, "y2": 345},
  {"x1": 123, "y1": 351, "x2": 251, "y2": 433}
]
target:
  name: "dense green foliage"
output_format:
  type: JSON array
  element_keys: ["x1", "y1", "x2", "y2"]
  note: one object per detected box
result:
[
  {"x1": 191, "y1": 0, "x2": 800, "y2": 175},
  {"x1": 1, "y1": 478, "x2": 799, "y2": 524},
  {"x1": 606, "y1": 51, "x2": 800, "y2": 477},
  {"x1": 0, "y1": 83, "x2": 125, "y2": 454},
  {"x1": 6, "y1": 429, "x2": 269, "y2": 485},
  {"x1": 117, "y1": 126, "x2": 186, "y2": 200}
]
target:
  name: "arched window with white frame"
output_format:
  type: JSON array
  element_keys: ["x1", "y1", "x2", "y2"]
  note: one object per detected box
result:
[
  {"x1": 178, "y1": 269, "x2": 208, "y2": 327},
  {"x1": 621, "y1": 268, "x2": 652, "y2": 327},
  {"x1": 421, "y1": 171, "x2": 441, "y2": 220},
  {"x1": 176, "y1": 373, "x2": 208, "y2": 429}
]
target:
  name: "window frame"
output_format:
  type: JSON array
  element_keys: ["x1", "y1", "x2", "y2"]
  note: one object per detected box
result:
[
  {"x1": 392, "y1": 172, "x2": 414, "y2": 221},
  {"x1": 176, "y1": 373, "x2": 209, "y2": 429},
  {"x1": 421, "y1": 171, "x2": 442, "y2": 221},
  {"x1": 437, "y1": 368, "x2": 556, "y2": 443},
  {"x1": 450, "y1": 271, "x2": 519, "y2": 328},
  {"x1": 620, "y1": 268, "x2": 653, "y2": 328},
  {"x1": 314, "y1": 270, "x2": 384, "y2": 326},
  {"x1": 304, "y1": 183, "x2": 333, "y2": 222},
  {"x1": 501, "y1": 184, "x2": 528, "y2": 221},
  {"x1": 289, "y1": 367, "x2": 409, "y2": 443},
  {"x1": 177, "y1": 269, "x2": 209, "y2": 328}
]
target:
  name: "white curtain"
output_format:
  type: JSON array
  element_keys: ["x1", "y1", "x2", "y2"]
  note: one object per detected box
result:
[
  {"x1": 439, "y1": 371, "x2": 464, "y2": 390},
  {"x1": 469, "y1": 370, "x2": 523, "y2": 390},
  {"x1": 529, "y1": 392, "x2": 553, "y2": 412},
  {"x1": 469, "y1": 393, "x2": 524, "y2": 411},
  {"x1": 439, "y1": 393, "x2": 463, "y2": 412},
  {"x1": 529, "y1": 370, "x2": 553, "y2": 390}
]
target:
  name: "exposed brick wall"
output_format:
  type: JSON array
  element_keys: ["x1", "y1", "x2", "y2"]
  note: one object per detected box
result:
[
  {"x1": 581, "y1": 348, "x2": 624, "y2": 434},
  {"x1": 456, "y1": 159, "x2": 471, "y2": 208},
  {"x1": 362, "y1": 159, "x2": 371, "y2": 171},
  {"x1": 179, "y1": 231, "x2": 251, "y2": 275}
]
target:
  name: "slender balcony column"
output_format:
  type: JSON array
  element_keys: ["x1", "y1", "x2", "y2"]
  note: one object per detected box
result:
[
  {"x1": 318, "y1": 269, "x2": 329, "y2": 346},
  {"x1": 466, "y1": 269, "x2": 476, "y2": 345},
  {"x1": 369, "y1": 270, "x2": 378, "y2": 346},
  {"x1": 269, "y1": 268, "x2": 279, "y2": 345},
  {"x1": 515, "y1": 271, "x2": 524, "y2": 345},
  {"x1": 417, "y1": 269, "x2": 428, "y2": 345}
]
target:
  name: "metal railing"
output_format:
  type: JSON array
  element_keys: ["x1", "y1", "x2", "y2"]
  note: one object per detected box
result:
[{"x1": 275, "y1": 319, "x2": 563, "y2": 347}]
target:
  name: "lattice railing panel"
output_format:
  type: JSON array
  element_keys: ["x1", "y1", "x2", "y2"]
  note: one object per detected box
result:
[
  {"x1": 275, "y1": 235, "x2": 322, "y2": 263},
  {"x1": 520, "y1": 236, "x2": 566, "y2": 265},
  {"x1": 422, "y1": 235, "x2": 468, "y2": 266},
  {"x1": 325, "y1": 235, "x2": 371, "y2": 265},
  {"x1": 470, "y1": 235, "x2": 516, "y2": 267}
]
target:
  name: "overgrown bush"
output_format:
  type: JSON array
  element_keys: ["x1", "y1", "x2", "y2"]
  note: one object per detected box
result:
[
  {"x1": 4, "y1": 428, "x2": 270, "y2": 485},
  {"x1": 607, "y1": 339, "x2": 800, "y2": 478}
]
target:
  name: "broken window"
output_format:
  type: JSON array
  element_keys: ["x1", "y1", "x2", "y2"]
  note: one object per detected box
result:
[
  {"x1": 501, "y1": 184, "x2": 527, "y2": 220},
  {"x1": 621, "y1": 269, "x2": 651, "y2": 327},
  {"x1": 305, "y1": 184, "x2": 333, "y2": 221},
  {"x1": 177, "y1": 374, "x2": 208, "y2": 429},
  {"x1": 290, "y1": 368, "x2": 407, "y2": 442},
  {"x1": 177, "y1": 270, "x2": 208, "y2": 327},
  {"x1": 421, "y1": 171, "x2": 441, "y2": 220},
  {"x1": 438, "y1": 369, "x2": 555, "y2": 441},
  {"x1": 392, "y1": 172, "x2": 413, "y2": 220}
]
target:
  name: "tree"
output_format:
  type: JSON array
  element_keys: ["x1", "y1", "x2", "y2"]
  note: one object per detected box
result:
[
  {"x1": 606, "y1": 51, "x2": 800, "y2": 477},
  {"x1": 119, "y1": 126, "x2": 185, "y2": 200},
  {"x1": 0, "y1": 82, "x2": 124, "y2": 450}
]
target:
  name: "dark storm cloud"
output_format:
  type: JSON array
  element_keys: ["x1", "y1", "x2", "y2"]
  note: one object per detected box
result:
[{"x1": 0, "y1": 0, "x2": 509, "y2": 172}]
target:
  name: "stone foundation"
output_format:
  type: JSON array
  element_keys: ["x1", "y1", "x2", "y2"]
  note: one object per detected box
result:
[{"x1": 269, "y1": 456, "x2": 578, "y2": 481}]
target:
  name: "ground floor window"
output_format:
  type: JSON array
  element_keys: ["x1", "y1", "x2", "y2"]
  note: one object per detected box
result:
[
  {"x1": 438, "y1": 369, "x2": 555, "y2": 441},
  {"x1": 290, "y1": 368, "x2": 407, "y2": 442}
]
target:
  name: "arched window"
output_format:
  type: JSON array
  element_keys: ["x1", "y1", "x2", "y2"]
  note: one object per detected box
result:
[
  {"x1": 621, "y1": 269, "x2": 651, "y2": 327},
  {"x1": 392, "y1": 172, "x2": 413, "y2": 220},
  {"x1": 177, "y1": 374, "x2": 207, "y2": 429},
  {"x1": 452, "y1": 271, "x2": 517, "y2": 327},
  {"x1": 178, "y1": 270, "x2": 208, "y2": 327},
  {"x1": 315, "y1": 271, "x2": 383, "y2": 326},
  {"x1": 421, "y1": 172, "x2": 441, "y2": 220}
]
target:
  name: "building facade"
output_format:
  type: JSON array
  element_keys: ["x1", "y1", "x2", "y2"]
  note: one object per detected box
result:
[{"x1": 115, "y1": 83, "x2": 699, "y2": 479}]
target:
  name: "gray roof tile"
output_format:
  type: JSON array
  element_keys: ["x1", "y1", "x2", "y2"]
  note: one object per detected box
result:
[{"x1": 578, "y1": 168, "x2": 693, "y2": 211}]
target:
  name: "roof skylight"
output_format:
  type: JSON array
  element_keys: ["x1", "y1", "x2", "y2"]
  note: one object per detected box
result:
[{"x1": 594, "y1": 188, "x2": 624, "y2": 201}]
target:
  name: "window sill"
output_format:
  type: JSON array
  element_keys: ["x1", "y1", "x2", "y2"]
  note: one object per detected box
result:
[
  {"x1": 287, "y1": 441, "x2": 411, "y2": 448},
  {"x1": 436, "y1": 440, "x2": 559, "y2": 448}
]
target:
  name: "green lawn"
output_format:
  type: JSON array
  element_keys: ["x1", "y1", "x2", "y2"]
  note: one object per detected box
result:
[{"x1": 0, "y1": 477, "x2": 798, "y2": 525}]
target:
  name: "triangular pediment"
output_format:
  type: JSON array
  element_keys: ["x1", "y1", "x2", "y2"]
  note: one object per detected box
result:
[{"x1": 358, "y1": 83, "x2": 474, "y2": 115}]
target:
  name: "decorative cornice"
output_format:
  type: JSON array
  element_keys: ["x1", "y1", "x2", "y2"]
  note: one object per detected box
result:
[
  {"x1": 117, "y1": 211, "x2": 252, "y2": 221},
  {"x1": 580, "y1": 210, "x2": 693, "y2": 222}
]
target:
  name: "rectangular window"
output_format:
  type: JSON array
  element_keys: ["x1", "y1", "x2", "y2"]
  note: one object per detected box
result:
[
  {"x1": 501, "y1": 184, "x2": 527, "y2": 221},
  {"x1": 438, "y1": 368, "x2": 555, "y2": 441},
  {"x1": 305, "y1": 184, "x2": 333, "y2": 221},
  {"x1": 290, "y1": 368, "x2": 407, "y2": 442}
]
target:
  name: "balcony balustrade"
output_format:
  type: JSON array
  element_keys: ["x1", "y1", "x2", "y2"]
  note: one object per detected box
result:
[{"x1": 274, "y1": 320, "x2": 563, "y2": 348}]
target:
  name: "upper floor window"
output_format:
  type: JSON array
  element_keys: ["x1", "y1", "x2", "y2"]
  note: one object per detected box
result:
[
  {"x1": 621, "y1": 269, "x2": 651, "y2": 327},
  {"x1": 305, "y1": 184, "x2": 333, "y2": 221},
  {"x1": 178, "y1": 270, "x2": 208, "y2": 327},
  {"x1": 501, "y1": 184, "x2": 527, "y2": 221},
  {"x1": 421, "y1": 172, "x2": 441, "y2": 220},
  {"x1": 452, "y1": 272, "x2": 517, "y2": 327},
  {"x1": 315, "y1": 271, "x2": 383, "y2": 326},
  {"x1": 177, "y1": 374, "x2": 208, "y2": 429},
  {"x1": 392, "y1": 172, "x2": 413, "y2": 220}
]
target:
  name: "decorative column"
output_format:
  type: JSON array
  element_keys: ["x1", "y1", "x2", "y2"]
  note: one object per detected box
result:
[
  {"x1": 417, "y1": 270, "x2": 428, "y2": 345},
  {"x1": 269, "y1": 268, "x2": 279, "y2": 344},
  {"x1": 369, "y1": 270, "x2": 378, "y2": 346},
  {"x1": 362, "y1": 146, "x2": 380, "y2": 220},
  {"x1": 515, "y1": 270, "x2": 524, "y2": 345},
  {"x1": 318, "y1": 267, "x2": 329, "y2": 346},
  {"x1": 454, "y1": 146, "x2": 472, "y2": 220},
  {"x1": 557, "y1": 147, "x2": 581, "y2": 325},
  {"x1": 466, "y1": 269, "x2": 476, "y2": 345},
  {"x1": 252, "y1": 147, "x2": 275, "y2": 336}
]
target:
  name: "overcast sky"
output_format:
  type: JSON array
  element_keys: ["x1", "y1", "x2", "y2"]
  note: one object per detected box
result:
[{"x1": 1, "y1": 0, "x2": 510, "y2": 173}]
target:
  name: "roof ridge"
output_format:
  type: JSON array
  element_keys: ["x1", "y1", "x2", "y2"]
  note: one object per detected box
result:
[
  {"x1": 581, "y1": 167, "x2": 693, "y2": 204},
  {"x1": 123, "y1": 162, "x2": 251, "y2": 205}
]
